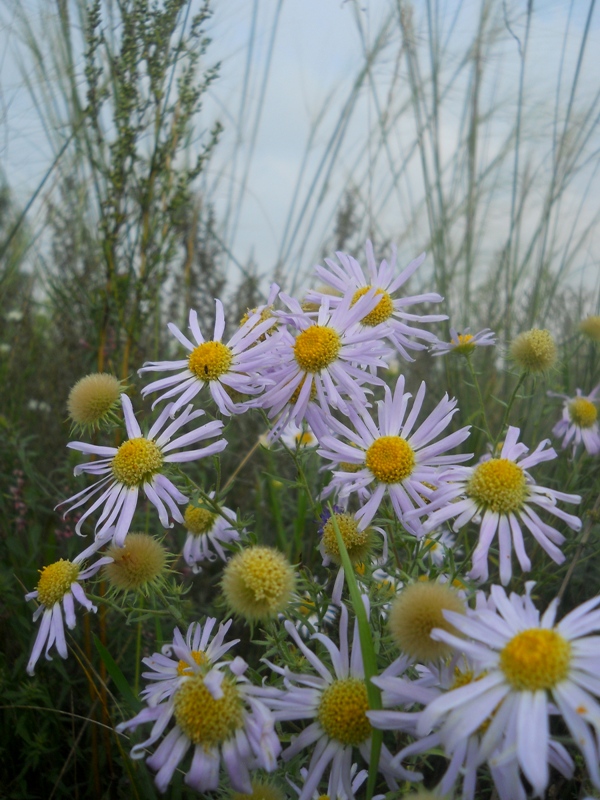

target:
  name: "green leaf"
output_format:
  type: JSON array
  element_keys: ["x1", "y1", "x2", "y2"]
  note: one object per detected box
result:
[{"x1": 93, "y1": 634, "x2": 141, "y2": 712}]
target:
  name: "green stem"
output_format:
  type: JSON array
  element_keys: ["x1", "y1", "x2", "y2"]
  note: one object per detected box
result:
[
  {"x1": 494, "y1": 371, "x2": 526, "y2": 449},
  {"x1": 328, "y1": 504, "x2": 382, "y2": 800},
  {"x1": 466, "y1": 355, "x2": 493, "y2": 442}
]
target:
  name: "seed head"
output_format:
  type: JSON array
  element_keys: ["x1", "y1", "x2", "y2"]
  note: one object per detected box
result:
[
  {"x1": 580, "y1": 315, "x2": 600, "y2": 341},
  {"x1": 388, "y1": 580, "x2": 465, "y2": 662},
  {"x1": 103, "y1": 533, "x2": 168, "y2": 594},
  {"x1": 509, "y1": 328, "x2": 557, "y2": 373},
  {"x1": 221, "y1": 546, "x2": 296, "y2": 622},
  {"x1": 67, "y1": 373, "x2": 122, "y2": 429}
]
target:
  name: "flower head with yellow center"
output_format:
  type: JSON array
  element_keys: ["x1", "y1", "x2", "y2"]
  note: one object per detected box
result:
[
  {"x1": 58, "y1": 394, "x2": 226, "y2": 547},
  {"x1": 318, "y1": 374, "x2": 471, "y2": 532},
  {"x1": 417, "y1": 583, "x2": 600, "y2": 797},
  {"x1": 182, "y1": 493, "x2": 240, "y2": 573},
  {"x1": 25, "y1": 532, "x2": 112, "y2": 676},
  {"x1": 140, "y1": 290, "x2": 281, "y2": 417},
  {"x1": 549, "y1": 385, "x2": 600, "y2": 456},
  {"x1": 259, "y1": 288, "x2": 393, "y2": 431},
  {"x1": 430, "y1": 327, "x2": 496, "y2": 357},
  {"x1": 253, "y1": 599, "x2": 418, "y2": 800},
  {"x1": 117, "y1": 620, "x2": 280, "y2": 794},
  {"x1": 304, "y1": 240, "x2": 447, "y2": 362},
  {"x1": 411, "y1": 425, "x2": 581, "y2": 585}
]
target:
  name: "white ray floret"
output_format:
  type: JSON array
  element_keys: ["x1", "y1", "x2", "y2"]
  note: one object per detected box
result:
[
  {"x1": 58, "y1": 394, "x2": 226, "y2": 546},
  {"x1": 417, "y1": 583, "x2": 600, "y2": 797},
  {"x1": 409, "y1": 426, "x2": 581, "y2": 584},
  {"x1": 305, "y1": 240, "x2": 447, "y2": 361},
  {"x1": 140, "y1": 294, "x2": 280, "y2": 417},
  {"x1": 318, "y1": 375, "x2": 471, "y2": 531}
]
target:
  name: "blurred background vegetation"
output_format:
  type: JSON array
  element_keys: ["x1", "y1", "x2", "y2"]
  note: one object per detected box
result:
[{"x1": 0, "y1": 0, "x2": 599, "y2": 797}]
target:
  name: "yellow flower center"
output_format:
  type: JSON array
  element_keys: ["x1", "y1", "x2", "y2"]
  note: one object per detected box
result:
[
  {"x1": 569, "y1": 398, "x2": 597, "y2": 428},
  {"x1": 500, "y1": 628, "x2": 571, "y2": 691},
  {"x1": 451, "y1": 333, "x2": 476, "y2": 355},
  {"x1": 36, "y1": 560, "x2": 80, "y2": 607},
  {"x1": 111, "y1": 438, "x2": 163, "y2": 487},
  {"x1": 365, "y1": 436, "x2": 415, "y2": 483},
  {"x1": 222, "y1": 546, "x2": 296, "y2": 621},
  {"x1": 188, "y1": 340, "x2": 233, "y2": 381},
  {"x1": 467, "y1": 458, "x2": 527, "y2": 514},
  {"x1": 295, "y1": 431, "x2": 316, "y2": 447},
  {"x1": 173, "y1": 674, "x2": 243, "y2": 748},
  {"x1": 293, "y1": 326, "x2": 341, "y2": 372},
  {"x1": 184, "y1": 504, "x2": 217, "y2": 535},
  {"x1": 289, "y1": 377, "x2": 318, "y2": 406},
  {"x1": 176, "y1": 650, "x2": 208, "y2": 676},
  {"x1": 351, "y1": 286, "x2": 394, "y2": 326},
  {"x1": 322, "y1": 513, "x2": 373, "y2": 565},
  {"x1": 104, "y1": 533, "x2": 167, "y2": 591},
  {"x1": 317, "y1": 678, "x2": 371, "y2": 746}
]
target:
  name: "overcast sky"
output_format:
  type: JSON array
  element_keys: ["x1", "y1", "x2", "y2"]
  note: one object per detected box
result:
[{"x1": 1, "y1": 0, "x2": 599, "y2": 298}]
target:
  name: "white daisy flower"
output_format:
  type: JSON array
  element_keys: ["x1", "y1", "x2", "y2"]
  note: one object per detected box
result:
[
  {"x1": 117, "y1": 643, "x2": 280, "y2": 793},
  {"x1": 410, "y1": 426, "x2": 581, "y2": 585},
  {"x1": 421, "y1": 527, "x2": 456, "y2": 568},
  {"x1": 305, "y1": 240, "x2": 447, "y2": 361},
  {"x1": 139, "y1": 296, "x2": 280, "y2": 417},
  {"x1": 417, "y1": 583, "x2": 600, "y2": 797},
  {"x1": 430, "y1": 327, "x2": 496, "y2": 357},
  {"x1": 256, "y1": 601, "x2": 419, "y2": 800},
  {"x1": 58, "y1": 394, "x2": 226, "y2": 546},
  {"x1": 26, "y1": 533, "x2": 113, "y2": 675},
  {"x1": 138, "y1": 619, "x2": 239, "y2": 707},
  {"x1": 260, "y1": 290, "x2": 392, "y2": 426},
  {"x1": 281, "y1": 421, "x2": 319, "y2": 450},
  {"x1": 182, "y1": 494, "x2": 240, "y2": 573},
  {"x1": 549, "y1": 385, "x2": 600, "y2": 455},
  {"x1": 288, "y1": 761, "x2": 386, "y2": 800},
  {"x1": 370, "y1": 651, "x2": 573, "y2": 800},
  {"x1": 317, "y1": 375, "x2": 471, "y2": 531}
]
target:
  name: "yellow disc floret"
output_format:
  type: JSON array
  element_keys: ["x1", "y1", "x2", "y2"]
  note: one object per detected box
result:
[
  {"x1": 321, "y1": 513, "x2": 374, "y2": 565},
  {"x1": 173, "y1": 674, "x2": 243, "y2": 748},
  {"x1": 111, "y1": 438, "x2": 163, "y2": 487},
  {"x1": 351, "y1": 286, "x2": 394, "y2": 326},
  {"x1": 579, "y1": 315, "x2": 600, "y2": 341},
  {"x1": 388, "y1": 580, "x2": 466, "y2": 662},
  {"x1": 67, "y1": 373, "x2": 122, "y2": 426},
  {"x1": 103, "y1": 533, "x2": 168, "y2": 592},
  {"x1": 500, "y1": 628, "x2": 571, "y2": 691},
  {"x1": 569, "y1": 398, "x2": 597, "y2": 428},
  {"x1": 467, "y1": 458, "x2": 528, "y2": 514},
  {"x1": 184, "y1": 504, "x2": 217, "y2": 535},
  {"x1": 293, "y1": 326, "x2": 341, "y2": 373},
  {"x1": 509, "y1": 328, "x2": 557, "y2": 373},
  {"x1": 231, "y1": 780, "x2": 285, "y2": 800},
  {"x1": 451, "y1": 333, "x2": 476, "y2": 356},
  {"x1": 317, "y1": 678, "x2": 371, "y2": 746},
  {"x1": 37, "y1": 559, "x2": 80, "y2": 607},
  {"x1": 176, "y1": 650, "x2": 209, "y2": 676},
  {"x1": 222, "y1": 546, "x2": 296, "y2": 622},
  {"x1": 188, "y1": 341, "x2": 233, "y2": 381},
  {"x1": 366, "y1": 436, "x2": 415, "y2": 483}
]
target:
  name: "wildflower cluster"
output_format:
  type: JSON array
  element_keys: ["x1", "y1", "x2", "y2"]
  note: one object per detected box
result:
[{"x1": 24, "y1": 240, "x2": 600, "y2": 798}]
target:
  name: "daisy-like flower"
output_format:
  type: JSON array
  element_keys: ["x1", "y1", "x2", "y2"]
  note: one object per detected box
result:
[
  {"x1": 137, "y1": 619, "x2": 239, "y2": 707},
  {"x1": 410, "y1": 426, "x2": 581, "y2": 585},
  {"x1": 369, "y1": 649, "x2": 573, "y2": 800},
  {"x1": 430, "y1": 327, "x2": 495, "y2": 357},
  {"x1": 420, "y1": 527, "x2": 456, "y2": 567},
  {"x1": 305, "y1": 240, "x2": 447, "y2": 361},
  {"x1": 318, "y1": 375, "x2": 471, "y2": 531},
  {"x1": 288, "y1": 762, "x2": 385, "y2": 800},
  {"x1": 26, "y1": 533, "x2": 113, "y2": 675},
  {"x1": 139, "y1": 296, "x2": 280, "y2": 417},
  {"x1": 117, "y1": 628, "x2": 280, "y2": 793},
  {"x1": 260, "y1": 290, "x2": 392, "y2": 427},
  {"x1": 182, "y1": 495, "x2": 240, "y2": 573},
  {"x1": 549, "y1": 385, "x2": 600, "y2": 456},
  {"x1": 417, "y1": 583, "x2": 600, "y2": 796},
  {"x1": 280, "y1": 421, "x2": 319, "y2": 450},
  {"x1": 58, "y1": 394, "x2": 226, "y2": 547},
  {"x1": 256, "y1": 600, "x2": 418, "y2": 800}
]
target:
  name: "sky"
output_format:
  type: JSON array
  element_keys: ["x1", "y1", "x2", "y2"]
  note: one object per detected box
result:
[{"x1": 1, "y1": 0, "x2": 599, "y2": 301}]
